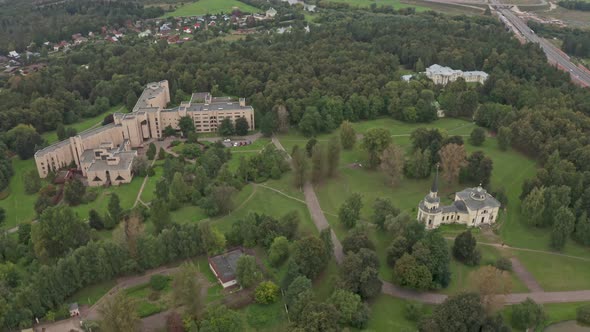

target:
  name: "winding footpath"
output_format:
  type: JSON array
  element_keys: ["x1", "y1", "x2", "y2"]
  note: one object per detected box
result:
[{"x1": 270, "y1": 135, "x2": 590, "y2": 305}]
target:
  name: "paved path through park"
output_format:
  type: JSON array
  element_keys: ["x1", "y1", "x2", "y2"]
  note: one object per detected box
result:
[
  {"x1": 510, "y1": 257, "x2": 544, "y2": 292},
  {"x1": 270, "y1": 135, "x2": 590, "y2": 305}
]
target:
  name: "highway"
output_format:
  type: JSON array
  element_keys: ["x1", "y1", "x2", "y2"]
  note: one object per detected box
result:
[{"x1": 491, "y1": 0, "x2": 590, "y2": 87}]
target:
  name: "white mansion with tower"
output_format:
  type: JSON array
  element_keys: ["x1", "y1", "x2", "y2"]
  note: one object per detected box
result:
[{"x1": 417, "y1": 170, "x2": 501, "y2": 229}]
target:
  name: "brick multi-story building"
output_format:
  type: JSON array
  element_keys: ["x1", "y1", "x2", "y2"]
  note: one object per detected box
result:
[{"x1": 34, "y1": 80, "x2": 255, "y2": 185}]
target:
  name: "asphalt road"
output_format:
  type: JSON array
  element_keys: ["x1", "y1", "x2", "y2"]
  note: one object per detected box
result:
[{"x1": 492, "y1": 2, "x2": 590, "y2": 87}]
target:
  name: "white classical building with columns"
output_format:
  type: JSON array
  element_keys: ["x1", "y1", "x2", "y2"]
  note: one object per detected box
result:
[{"x1": 417, "y1": 169, "x2": 501, "y2": 229}]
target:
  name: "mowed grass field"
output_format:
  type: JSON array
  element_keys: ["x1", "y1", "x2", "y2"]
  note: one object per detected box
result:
[
  {"x1": 327, "y1": 0, "x2": 430, "y2": 11},
  {"x1": 163, "y1": 0, "x2": 260, "y2": 17}
]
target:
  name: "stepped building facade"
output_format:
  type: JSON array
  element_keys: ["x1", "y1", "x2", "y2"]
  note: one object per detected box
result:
[
  {"x1": 34, "y1": 80, "x2": 255, "y2": 186},
  {"x1": 417, "y1": 169, "x2": 501, "y2": 229},
  {"x1": 425, "y1": 64, "x2": 489, "y2": 85}
]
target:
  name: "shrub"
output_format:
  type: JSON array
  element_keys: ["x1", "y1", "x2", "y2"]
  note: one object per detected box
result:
[
  {"x1": 150, "y1": 275, "x2": 169, "y2": 291},
  {"x1": 403, "y1": 302, "x2": 423, "y2": 322},
  {"x1": 495, "y1": 257, "x2": 512, "y2": 271},
  {"x1": 170, "y1": 140, "x2": 182, "y2": 147},
  {"x1": 148, "y1": 291, "x2": 161, "y2": 301},
  {"x1": 469, "y1": 127, "x2": 486, "y2": 146},
  {"x1": 83, "y1": 190, "x2": 98, "y2": 203},
  {"x1": 254, "y1": 281, "x2": 280, "y2": 304},
  {"x1": 577, "y1": 305, "x2": 590, "y2": 325}
]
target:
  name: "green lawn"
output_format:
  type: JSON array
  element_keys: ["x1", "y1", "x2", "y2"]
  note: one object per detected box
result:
[
  {"x1": 511, "y1": 250, "x2": 590, "y2": 291},
  {"x1": 442, "y1": 244, "x2": 529, "y2": 295},
  {"x1": 366, "y1": 294, "x2": 429, "y2": 331},
  {"x1": 502, "y1": 301, "x2": 590, "y2": 331},
  {"x1": 212, "y1": 182, "x2": 317, "y2": 236},
  {"x1": 0, "y1": 157, "x2": 43, "y2": 228},
  {"x1": 41, "y1": 105, "x2": 126, "y2": 144},
  {"x1": 171, "y1": 205, "x2": 208, "y2": 225},
  {"x1": 327, "y1": 0, "x2": 429, "y2": 11},
  {"x1": 242, "y1": 302, "x2": 289, "y2": 331},
  {"x1": 71, "y1": 176, "x2": 144, "y2": 220},
  {"x1": 67, "y1": 280, "x2": 116, "y2": 306},
  {"x1": 139, "y1": 163, "x2": 164, "y2": 203},
  {"x1": 163, "y1": 0, "x2": 260, "y2": 17}
]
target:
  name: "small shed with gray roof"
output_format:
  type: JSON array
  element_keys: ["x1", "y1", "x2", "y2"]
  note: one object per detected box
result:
[{"x1": 208, "y1": 248, "x2": 246, "y2": 288}]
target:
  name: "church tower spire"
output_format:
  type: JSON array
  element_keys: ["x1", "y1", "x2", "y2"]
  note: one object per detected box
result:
[{"x1": 430, "y1": 164, "x2": 439, "y2": 198}]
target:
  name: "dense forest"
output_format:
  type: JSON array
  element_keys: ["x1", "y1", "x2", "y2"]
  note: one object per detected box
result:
[
  {"x1": 0, "y1": 0, "x2": 164, "y2": 52},
  {"x1": 2, "y1": 7, "x2": 590, "y2": 329},
  {"x1": 527, "y1": 21, "x2": 590, "y2": 58}
]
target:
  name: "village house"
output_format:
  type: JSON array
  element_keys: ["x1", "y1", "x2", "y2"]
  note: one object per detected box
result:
[
  {"x1": 417, "y1": 169, "x2": 501, "y2": 229},
  {"x1": 34, "y1": 80, "x2": 255, "y2": 182}
]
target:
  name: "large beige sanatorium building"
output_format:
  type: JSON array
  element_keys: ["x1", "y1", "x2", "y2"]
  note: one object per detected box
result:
[{"x1": 34, "y1": 80, "x2": 255, "y2": 186}]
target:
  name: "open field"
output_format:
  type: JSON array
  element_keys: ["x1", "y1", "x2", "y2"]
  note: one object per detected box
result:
[
  {"x1": 41, "y1": 105, "x2": 126, "y2": 144},
  {"x1": 531, "y1": 7, "x2": 590, "y2": 29},
  {"x1": 212, "y1": 180, "x2": 317, "y2": 236},
  {"x1": 327, "y1": 0, "x2": 430, "y2": 11},
  {"x1": 163, "y1": 0, "x2": 260, "y2": 17},
  {"x1": 511, "y1": 250, "x2": 590, "y2": 291}
]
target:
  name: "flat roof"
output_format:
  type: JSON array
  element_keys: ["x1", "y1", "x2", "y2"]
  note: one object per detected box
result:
[
  {"x1": 133, "y1": 81, "x2": 167, "y2": 112},
  {"x1": 208, "y1": 248, "x2": 244, "y2": 283},
  {"x1": 87, "y1": 151, "x2": 136, "y2": 172}
]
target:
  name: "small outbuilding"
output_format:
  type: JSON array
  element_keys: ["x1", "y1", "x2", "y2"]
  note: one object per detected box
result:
[
  {"x1": 69, "y1": 303, "x2": 80, "y2": 317},
  {"x1": 208, "y1": 248, "x2": 245, "y2": 288}
]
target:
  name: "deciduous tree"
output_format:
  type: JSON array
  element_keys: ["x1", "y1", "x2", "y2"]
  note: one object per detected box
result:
[
  {"x1": 392, "y1": 253, "x2": 432, "y2": 290},
  {"x1": 268, "y1": 236, "x2": 289, "y2": 267},
  {"x1": 292, "y1": 236, "x2": 329, "y2": 280},
  {"x1": 63, "y1": 178, "x2": 86, "y2": 205},
  {"x1": 340, "y1": 121, "x2": 356, "y2": 150},
  {"x1": 511, "y1": 298, "x2": 545, "y2": 330},
  {"x1": 381, "y1": 144, "x2": 405, "y2": 186},
  {"x1": 178, "y1": 116, "x2": 195, "y2": 137},
  {"x1": 362, "y1": 128, "x2": 392, "y2": 168},
  {"x1": 236, "y1": 255, "x2": 260, "y2": 288},
  {"x1": 254, "y1": 281, "x2": 280, "y2": 304},
  {"x1": 99, "y1": 293, "x2": 140, "y2": 332},
  {"x1": 172, "y1": 263, "x2": 203, "y2": 319},
  {"x1": 550, "y1": 206, "x2": 575, "y2": 250},
  {"x1": 338, "y1": 193, "x2": 363, "y2": 228},
  {"x1": 326, "y1": 136, "x2": 341, "y2": 177},
  {"x1": 470, "y1": 127, "x2": 486, "y2": 146},
  {"x1": 453, "y1": 230, "x2": 481, "y2": 265},
  {"x1": 470, "y1": 266, "x2": 512, "y2": 312},
  {"x1": 439, "y1": 143, "x2": 467, "y2": 183},
  {"x1": 291, "y1": 146, "x2": 308, "y2": 189},
  {"x1": 235, "y1": 117, "x2": 249, "y2": 136},
  {"x1": 31, "y1": 205, "x2": 90, "y2": 261}
]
